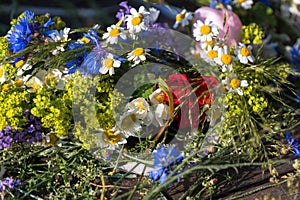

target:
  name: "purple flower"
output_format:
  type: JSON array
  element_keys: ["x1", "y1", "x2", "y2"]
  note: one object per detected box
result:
[
  {"x1": 286, "y1": 132, "x2": 300, "y2": 156},
  {"x1": 148, "y1": 145, "x2": 184, "y2": 184},
  {"x1": 0, "y1": 177, "x2": 21, "y2": 193},
  {"x1": 116, "y1": 1, "x2": 132, "y2": 21}
]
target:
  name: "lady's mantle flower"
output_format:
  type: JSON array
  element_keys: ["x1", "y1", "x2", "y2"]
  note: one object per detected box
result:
[
  {"x1": 215, "y1": 45, "x2": 234, "y2": 72},
  {"x1": 94, "y1": 127, "x2": 126, "y2": 150},
  {"x1": 127, "y1": 47, "x2": 149, "y2": 66},
  {"x1": 125, "y1": 6, "x2": 150, "y2": 34},
  {"x1": 102, "y1": 24, "x2": 127, "y2": 45},
  {"x1": 173, "y1": 9, "x2": 193, "y2": 29},
  {"x1": 148, "y1": 145, "x2": 184, "y2": 184},
  {"x1": 223, "y1": 74, "x2": 248, "y2": 96},
  {"x1": 286, "y1": 132, "x2": 300, "y2": 156},
  {"x1": 236, "y1": 43, "x2": 254, "y2": 64},
  {"x1": 233, "y1": 0, "x2": 253, "y2": 9},
  {"x1": 0, "y1": 65, "x2": 6, "y2": 84},
  {"x1": 100, "y1": 53, "x2": 121, "y2": 76},
  {"x1": 193, "y1": 19, "x2": 219, "y2": 42}
]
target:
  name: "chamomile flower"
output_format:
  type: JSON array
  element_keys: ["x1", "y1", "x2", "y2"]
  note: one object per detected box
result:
[
  {"x1": 25, "y1": 76, "x2": 44, "y2": 93},
  {"x1": 94, "y1": 127, "x2": 126, "y2": 150},
  {"x1": 127, "y1": 47, "x2": 150, "y2": 66},
  {"x1": 200, "y1": 38, "x2": 216, "y2": 50},
  {"x1": 215, "y1": 45, "x2": 234, "y2": 72},
  {"x1": 233, "y1": 0, "x2": 253, "y2": 9},
  {"x1": 102, "y1": 24, "x2": 127, "y2": 45},
  {"x1": 126, "y1": 97, "x2": 150, "y2": 120},
  {"x1": 125, "y1": 6, "x2": 150, "y2": 34},
  {"x1": 117, "y1": 112, "x2": 142, "y2": 138},
  {"x1": 46, "y1": 27, "x2": 71, "y2": 55},
  {"x1": 173, "y1": 9, "x2": 193, "y2": 29},
  {"x1": 206, "y1": 45, "x2": 220, "y2": 63},
  {"x1": 193, "y1": 19, "x2": 219, "y2": 42},
  {"x1": 236, "y1": 43, "x2": 254, "y2": 64},
  {"x1": 149, "y1": 89, "x2": 169, "y2": 127},
  {"x1": 222, "y1": 74, "x2": 248, "y2": 96},
  {"x1": 0, "y1": 65, "x2": 6, "y2": 84},
  {"x1": 100, "y1": 53, "x2": 121, "y2": 76}
]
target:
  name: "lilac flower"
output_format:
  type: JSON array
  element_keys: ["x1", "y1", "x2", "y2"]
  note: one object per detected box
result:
[
  {"x1": 286, "y1": 132, "x2": 300, "y2": 156},
  {"x1": 116, "y1": 1, "x2": 132, "y2": 21},
  {"x1": 148, "y1": 145, "x2": 184, "y2": 184},
  {"x1": 6, "y1": 10, "x2": 54, "y2": 54},
  {"x1": 0, "y1": 177, "x2": 21, "y2": 195}
]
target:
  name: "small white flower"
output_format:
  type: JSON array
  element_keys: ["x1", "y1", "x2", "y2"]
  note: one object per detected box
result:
[
  {"x1": 206, "y1": 45, "x2": 220, "y2": 63},
  {"x1": 215, "y1": 45, "x2": 235, "y2": 72},
  {"x1": 25, "y1": 76, "x2": 44, "y2": 93},
  {"x1": 102, "y1": 24, "x2": 127, "y2": 44},
  {"x1": 100, "y1": 53, "x2": 121, "y2": 76},
  {"x1": 149, "y1": 7, "x2": 160, "y2": 23},
  {"x1": 234, "y1": 0, "x2": 253, "y2": 9},
  {"x1": 127, "y1": 47, "x2": 150, "y2": 66},
  {"x1": 222, "y1": 74, "x2": 248, "y2": 96},
  {"x1": 236, "y1": 43, "x2": 254, "y2": 64},
  {"x1": 125, "y1": 6, "x2": 150, "y2": 34},
  {"x1": 0, "y1": 65, "x2": 6, "y2": 84},
  {"x1": 173, "y1": 9, "x2": 193, "y2": 29},
  {"x1": 127, "y1": 97, "x2": 150, "y2": 120},
  {"x1": 193, "y1": 19, "x2": 219, "y2": 42},
  {"x1": 16, "y1": 62, "x2": 32, "y2": 77},
  {"x1": 94, "y1": 127, "x2": 126, "y2": 150},
  {"x1": 149, "y1": 89, "x2": 169, "y2": 127},
  {"x1": 117, "y1": 112, "x2": 142, "y2": 138},
  {"x1": 47, "y1": 27, "x2": 71, "y2": 55}
]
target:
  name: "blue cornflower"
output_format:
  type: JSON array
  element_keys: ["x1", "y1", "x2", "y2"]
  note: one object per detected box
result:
[
  {"x1": 286, "y1": 132, "x2": 300, "y2": 156},
  {"x1": 289, "y1": 39, "x2": 300, "y2": 72},
  {"x1": 0, "y1": 177, "x2": 21, "y2": 194},
  {"x1": 148, "y1": 145, "x2": 184, "y2": 184},
  {"x1": 65, "y1": 42, "x2": 87, "y2": 74},
  {"x1": 210, "y1": 0, "x2": 232, "y2": 8},
  {"x1": 6, "y1": 10, "x2": 54, "y2": 54},
  {"x1": 116, "y1": 1, "x2": 132, "y2": 21}
]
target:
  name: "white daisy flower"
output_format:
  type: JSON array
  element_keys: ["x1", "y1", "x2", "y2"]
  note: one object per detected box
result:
[
  {"x1": 234, "y1": 0, "x2": 253, "y2": 9},
  {"x1": 173, "y1": 9, "x2": 193, "y2": 29},
  {"x1": 47, "y1": 27, "x2": 71, "y2": 55},
  {"x1": 149, "y1": 88, "x2": 165, "y2": 105},
  {"x1": 200, "y1": 38, "x2": 216, "y2": 50},
  {"x1": 149, "y1": 89, "x2": 169, "y2": 127},
  {"x1": 215, "y1": 45, "x2": 235, "y2": 72},
  {"x1": 125, "y1": 6, "x2": 150, "y2": 34},
  {"x1": 100, "y1": 53, "x2": 121, "y2": 76},
  {"x1": 0, "y1": 65, "x2": 6, "y2": 84},
  {"x1": 222, "y1": 74, "x2": 248, "y2": 96},
  {"x1": 126, "y1": 97, "x2": 150, "y2": 120},
  {"x1": 94, "y1": 127, "x2": 127, "y2": 150},
  {"x1": 16, "y1": 62, "x2": 32, "y2": 77},
  {"x1": 117, "y1": 112, "x2": 142, "y2": 138},
  {"x1": 193, "y1": 19, "x2": 219, "y2": 42},
  {"x1": 25, "y1": 76, "x2": 44, "y2": 93},
  {"x1": 102, "y1": 24, "x2": 127, "y2": 44},
  {"x1": 236, "y1": 43, "x2": 254, "y2": 64},
  {"x1": 206, "y1": 45, "x2": 220, "y2": 62},
  {"x1": 127, "y1": 47, "x2": 150, "y2": 66}
]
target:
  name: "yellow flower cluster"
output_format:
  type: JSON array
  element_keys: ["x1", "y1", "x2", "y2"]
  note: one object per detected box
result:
[
  {"x1": 242, "y1": 23, "x2": 264, "y2": 45},
  {"x1": 0, "y1": 37, "x2": 9, "y2": 62}
]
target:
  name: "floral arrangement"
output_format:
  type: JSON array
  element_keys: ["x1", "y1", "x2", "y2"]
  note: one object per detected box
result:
[{"x1": 0, "y1": 0, "x2": 300, "y2": 199}]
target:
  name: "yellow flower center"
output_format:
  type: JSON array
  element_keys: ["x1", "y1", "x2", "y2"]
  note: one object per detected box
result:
[
  {"x1": 103, "y1": 129, "x2": 121, "y2": 144},
  {"x1": 133, "y1": 48, "x2": 144, "y2": 57},
  {"x1": 103, "y1": 58, "x2": 114, "y2": 69},
  {"x1": 32, "y1": 83, "x2": 40, "y2": 91},
  {"x1": 176, "y1": 13, "x2": 185, "y2": 22},
  {"x1": 109, "y1": 28, "x2": 120, "y2": 37},
  {"x1": 238, "y1": 0, "x2": 245, "y2": 3},
  {"x1": 155, "y1": 94, "x2": 164, "y2": 104},
  {"x1": 2, "y1": 84, "x2": 9, "y2": 92},
  {"x1": 205, "y1": 39, "x2": 214, "y2": 46},
  {"x1": 240, "y1": 47, "x2": 250, "y2": 57},
  {"x1": 136, "y1": 101, "x2": 145, "y2": 111},
  {"x1": 0, "y1": 68, "x2": 3, "y2": 78},
  {"x1": 43, "y1": 132, "x2": 58, "y2": 146},
  {"x1": 81, "y1": 37, "x2": 90, "y2": 43},
  {"x1": 207, "y1": 50, "x2": 218, "y2": 59},
  {"x1": 230, "y1": 78, "x2": 241, "y2": 89},
  {"x1": 200, "y1": 25, "x2": 211, "y2": 35},
  {"x1": 15, "y1": 60, "x2": 25, "y2": 68},
  {"x1": 221, "y1": 54, "x2": 232, "y2": 65},
  {"x1": 14, "y1": 80, "x2": 23, "y2": 87},
  {"x1": 132, "y1": 14, "x2": 143, "y2": 26}
]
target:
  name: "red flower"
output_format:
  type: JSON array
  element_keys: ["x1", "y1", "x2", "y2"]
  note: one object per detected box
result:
[{"x1": 164, "y1": 74, "x2": 218, "y2": 129}]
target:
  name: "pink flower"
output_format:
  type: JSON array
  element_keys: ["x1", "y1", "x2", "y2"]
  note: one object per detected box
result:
[{"x1": 194, "y1": 7, "x2": 242, "y2": 48}]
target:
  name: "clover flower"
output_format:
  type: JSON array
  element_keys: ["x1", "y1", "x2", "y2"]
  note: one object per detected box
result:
[
  {"x1": 193, "y1": 19, "x2": 219, "y2": 42},
  {"x1": 125, "y1": 6, "x2": 150, "y2": 34},
  {"x1": 102, "y1": 24, "x2": 127, "y2": 45},
  {"x1": 236, "y1": 43, "x2": 254, "y2": 64},
  {"x1": 127, "y1": 47, "x2": 150, "y2": 66},
  {"x1": 99, "y1": 53, "x2": 121, "y2": 76},
  {"x1": 148, "y1": 145, "x2": 184, "y2": 184},
  {"x1": 223, "y1": 74, "x2": 248, "y2": 96},
  {"x1": 173, "y1": 9, "x2": 193, "y2": 29},
  {"x1": 286, "y1": 132, "x2": 300, "y2": 156},
  {"x1": 215, "y1": 45, "x2": 235, "y2": 72}
]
